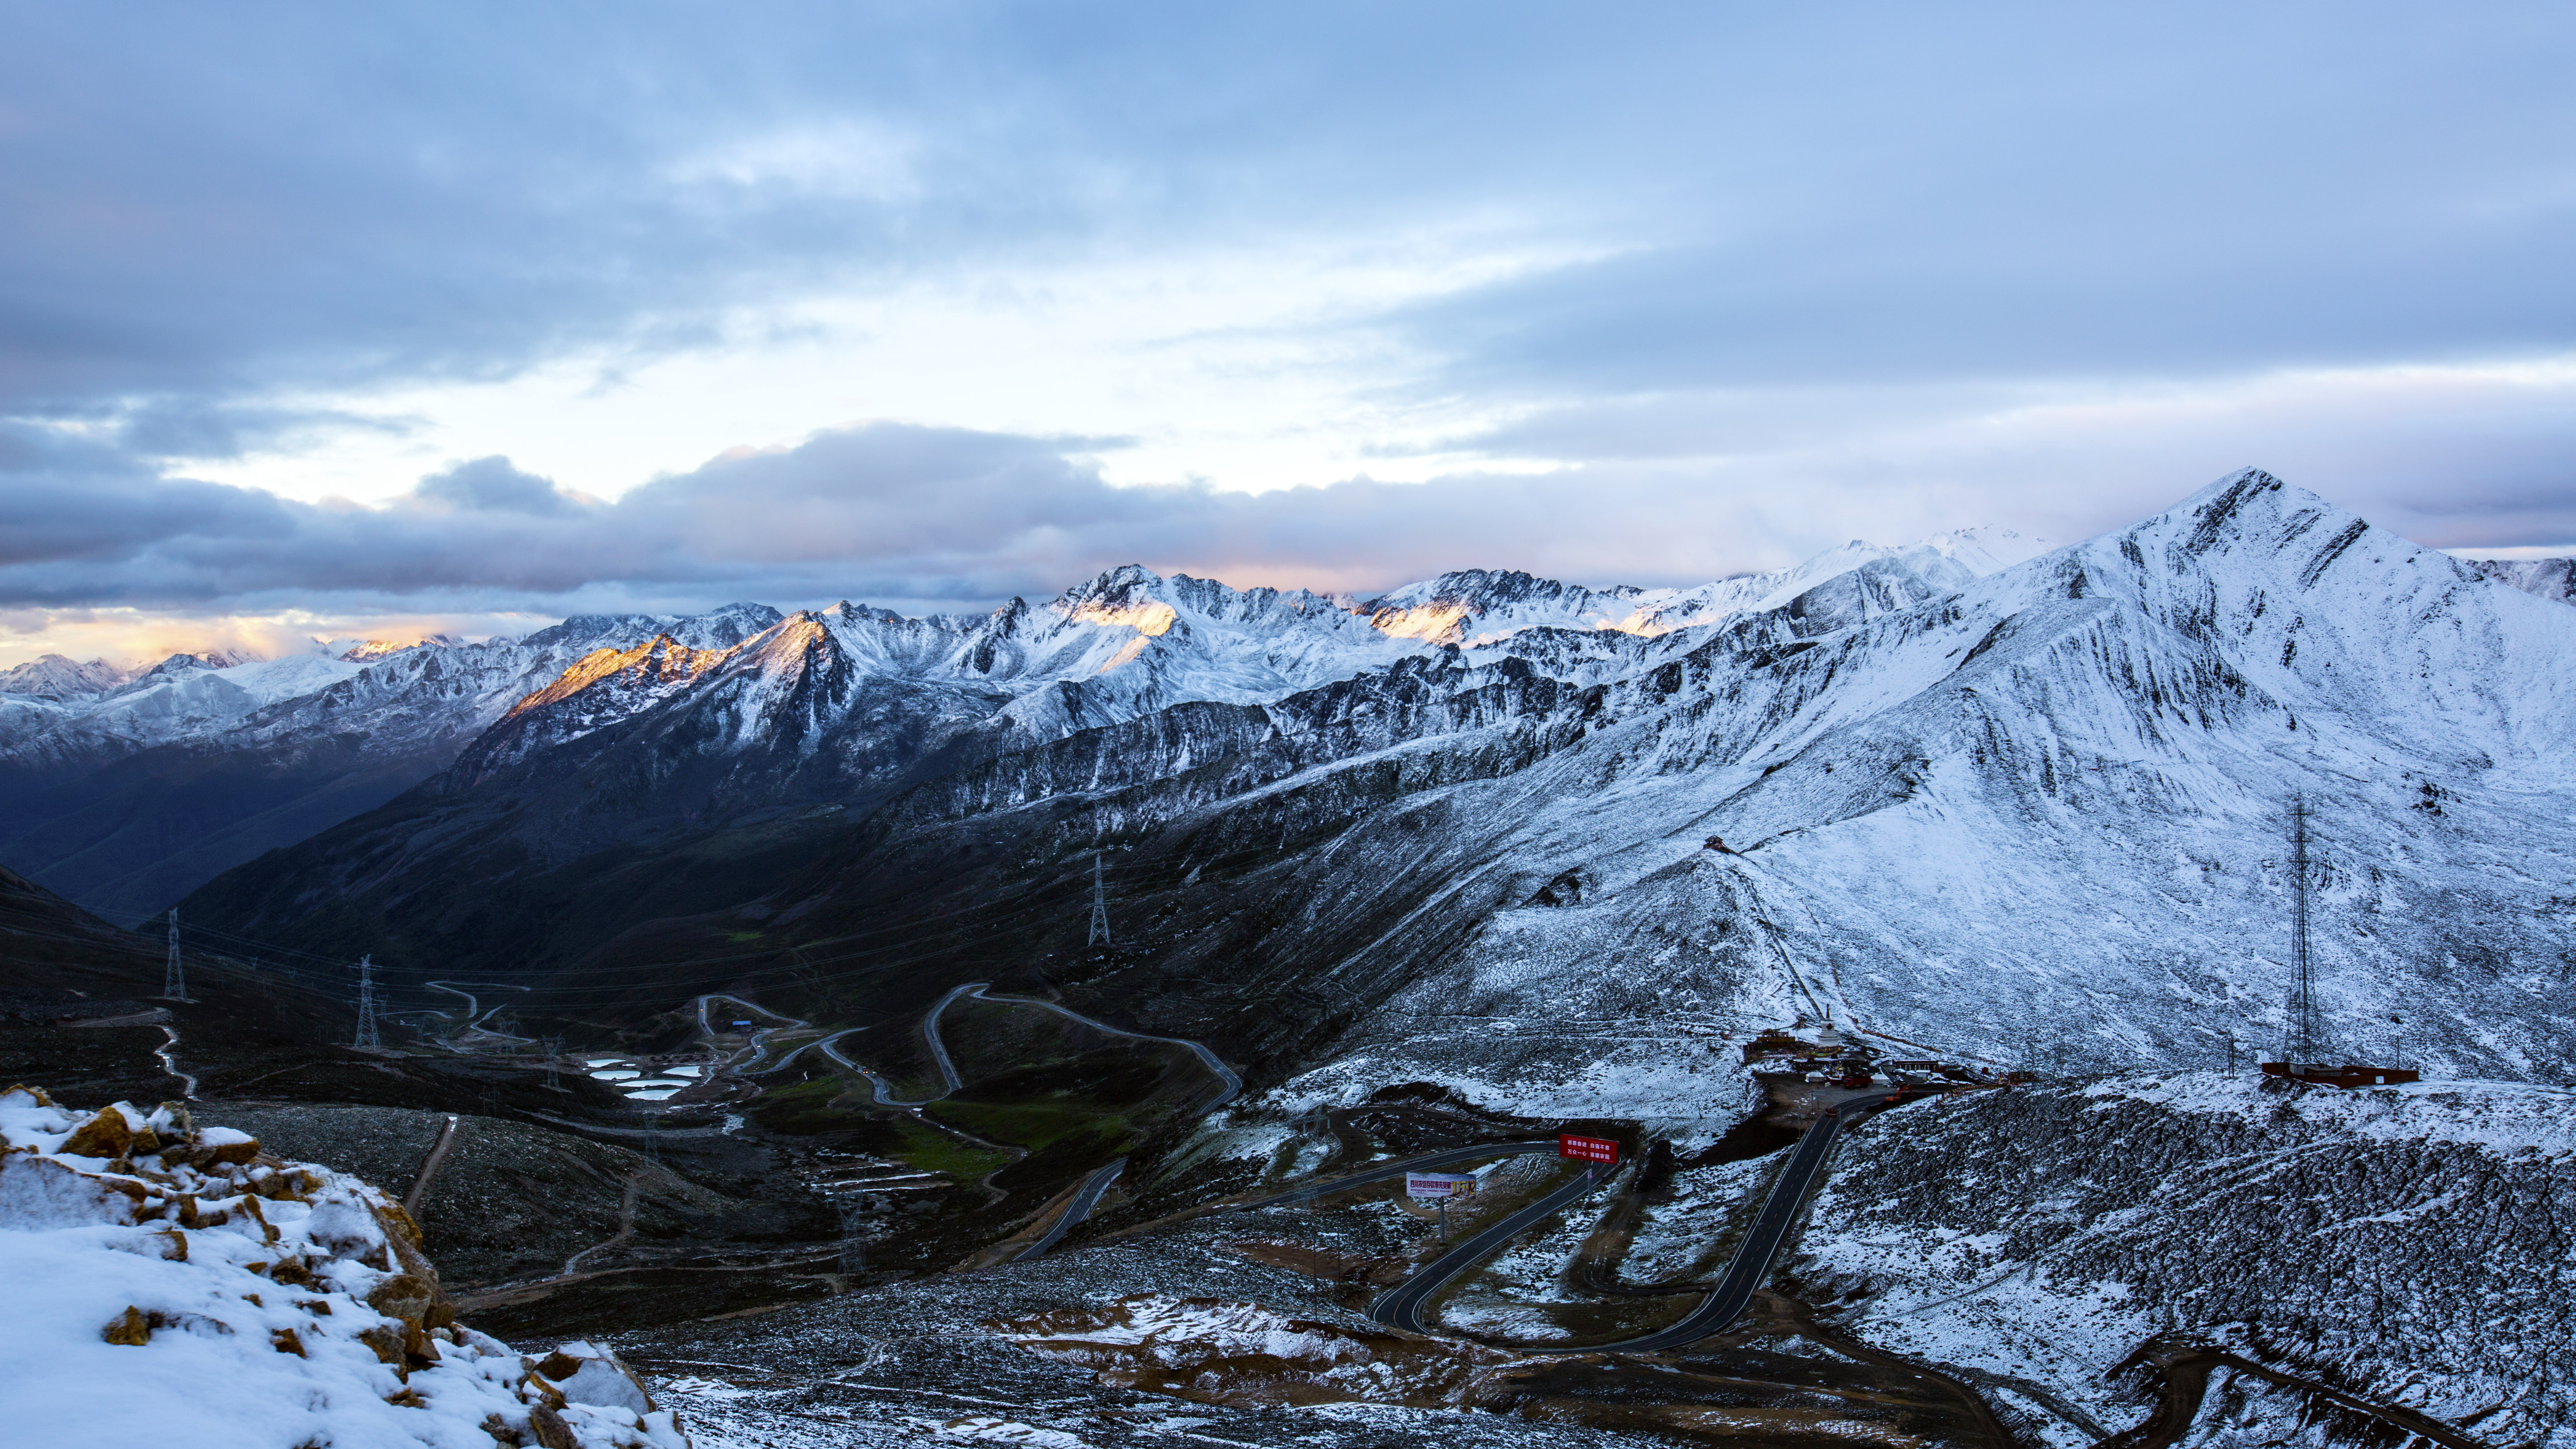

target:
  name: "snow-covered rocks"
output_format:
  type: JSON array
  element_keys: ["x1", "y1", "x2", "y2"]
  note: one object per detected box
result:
[
  {"x1": 1793, "y1": 1073, "x2": 2576, "y2": 1449},
  {"x1": 992, "y1": 1293, "x2": 1518, "y2": 1407},
  {"x1": 0, "y1": 1086, "x2": 688, "y2": 1449}
]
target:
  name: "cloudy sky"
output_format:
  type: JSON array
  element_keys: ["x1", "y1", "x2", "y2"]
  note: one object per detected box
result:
[{"x1": 5, "y1": 2, "x2": 2573, "y2": 665}]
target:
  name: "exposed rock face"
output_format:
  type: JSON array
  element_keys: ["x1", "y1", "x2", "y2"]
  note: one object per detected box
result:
[
  {"x1": 1793, "y1": 1074, "x2": 2576, "y2": 1449},
  {"x1": 2466, "y1": 556, "x2": 2576, "y2": 604},
  {"x1": 0, "y1": 1085, "x2": 690, "y2": 1448}
]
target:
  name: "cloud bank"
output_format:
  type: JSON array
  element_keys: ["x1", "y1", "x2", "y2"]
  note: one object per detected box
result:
[
  {"x1": 8, "y1": 358, "x2": 2573, "y2": 668},
  {"x1": 4, "y1": 4, "x2": 2573, "y2": 663}
]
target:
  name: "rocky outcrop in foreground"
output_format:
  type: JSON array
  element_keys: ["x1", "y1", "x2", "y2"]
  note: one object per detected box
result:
[{"x1": 0, "y1": 1085, "x2": 687, "y2": 1449}]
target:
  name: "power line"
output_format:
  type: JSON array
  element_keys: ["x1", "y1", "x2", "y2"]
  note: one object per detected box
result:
[
  {"x1": 0, "y1": 905, "x2": 360, "y2": 1006},
  {"x1": 68, "y1": 837, "x2": 1172, "y2": 990},
  {"x1": 82, "y1": 859, "x2": 1094, "y2": 988},
  {"x1": 6, "y1": 881, "x2": 1090, "y2": 1013},
  {"x1": 6, "y1": 847, "x2": 1161, "y2": 1014}
]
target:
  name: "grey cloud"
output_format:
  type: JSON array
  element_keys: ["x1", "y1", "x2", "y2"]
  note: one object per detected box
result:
[
  {"x1": 410, "y1": 458, "x2": 593, "y2": 516},
  {"x1": 6, "y1": 3, "x2": 2576, "y2": 625},
  {"x1": 8, "y1": 400, "x2": 2576, "y2": 631},
  {"x1": 9, "y1": 5, "x2": 2571, "y2": 424},
  {"x1": 113, "y1": 400, "x2": 413, "y2": 462},
  {"x1": 0, "y1": 420, "x2": 1771, "y2": 614}
]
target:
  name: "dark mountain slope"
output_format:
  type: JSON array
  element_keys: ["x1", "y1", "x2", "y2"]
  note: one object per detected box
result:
[{"x1": 0, "y1": 605, "x2": 784, "y2": 918}]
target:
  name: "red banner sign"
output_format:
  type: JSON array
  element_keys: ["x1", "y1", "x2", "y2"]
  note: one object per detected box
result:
[{"x1": 1558, "y1": 1132, "x2": 1620, "y2": 1165}]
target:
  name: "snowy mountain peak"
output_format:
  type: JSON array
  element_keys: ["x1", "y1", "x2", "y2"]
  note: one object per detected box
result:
[
  {"x1": 1052, "y1": 565, "x2": 1183, "y2": 637},
  {"x1": 504, "y1": 632, "x2": 731, "y2": 721},
  {"x1": 128, "y1": 648, "x2": 254, "y2": 684},
  {"x1": 1363, "y1": 570, "x2": 1646, "y2": 646},
  {"x1": 675, "y1": 601, "x2": 788, "y2": 649},
  {"x1": 0, "y1": 653, "x2": 134, "y2": 700},
  {"x1": 328, "y1": 634, "x2": 463, "y2": 663}
]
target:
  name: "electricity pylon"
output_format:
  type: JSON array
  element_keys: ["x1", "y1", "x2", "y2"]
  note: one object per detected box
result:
[
  {"x1": 353, "y1": 954, "x2": 381, "y2": 1050},
  {"x1": 1086, "y1": 852, "x2": 1112, "y2": 947},
  {"x1": 2285, "y1": 797, "x2": 2326, "y2": 1065}
]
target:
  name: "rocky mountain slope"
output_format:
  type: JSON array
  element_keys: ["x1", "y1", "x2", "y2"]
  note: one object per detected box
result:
[
  {"x1": 170, "y1": 472, "x2": 2576, "y2": 1104},
  {"x1": 1794, "y1": 1072, "x2": 2575, "y2": 1449}
]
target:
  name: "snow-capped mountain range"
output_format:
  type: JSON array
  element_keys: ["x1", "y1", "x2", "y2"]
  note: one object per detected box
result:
[
  {"x1": 0, "y1": 532, "x2": 2055, "y2": 914},
  {"x1": 11, "y1": 471, "x2": 2576, "y2": 1089},
  {"x1": 163, "y1": 471, "x2": 2576, "y2": 1092}
]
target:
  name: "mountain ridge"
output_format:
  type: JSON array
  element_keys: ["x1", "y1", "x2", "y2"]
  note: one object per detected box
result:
[{"x1": 168, "y1": 470, "x2": 2576, "y2": 1098}]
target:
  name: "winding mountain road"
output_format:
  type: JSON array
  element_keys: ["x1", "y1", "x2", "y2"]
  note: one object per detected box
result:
[
  {"x1": 1014, "y1": 1159, "x2": 1129, "y2": 1261},
  {"x1": 1370, "y1": 1161, "x2": 1612, "y2": 1334},
  {"x1": 697, "y1": 994, "x2": 808, "y2": 1071},
  {"x1": 1370, "y1": 1106, "x2": 1872, "y2": 1348},
  {"x1": 696, "y1": 979, "x2": 1241, "y2": 1260},
  {"x1": 427, "y1": 981, "x2": 534, "y2": 1043},
  {"x1": 966, "y1": 986, "x2": 1243, "y2": 1107},
  {"x1": 752, "y1": 979, "x2": 1241, "y2": 1119}
]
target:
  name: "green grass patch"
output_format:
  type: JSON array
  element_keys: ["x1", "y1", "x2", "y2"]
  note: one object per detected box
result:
[
  {"x1": 724, "y1": 929, "x2": 763, "y2": 942},
  {"x1": 926, "y1": 1097, "x2": 1131, "y2": 1154},
  {"x1": 747, "y1": 1076, "x2": 863, "y2": 1135},
  {"x1": 889, "y1": 1117, "x2": 1013, "y2": 1182}
]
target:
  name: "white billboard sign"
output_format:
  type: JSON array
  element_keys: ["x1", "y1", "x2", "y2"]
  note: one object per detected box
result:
[{"x1": 1406, "y1": 1173, "x2": 1477, "y2": 1199}]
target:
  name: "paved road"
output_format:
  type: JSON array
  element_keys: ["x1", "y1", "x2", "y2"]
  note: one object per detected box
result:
[
  {"x1": 915, "y1": 981, "x2": 982, "y2": 1093},
  {"x1": 699, "y1": 993, "x2": 809, "y2": 1072},
  {"x1": 789, "y1": 982, "x2": 985, "y2": 1102},
  {"x1": 402, "y1": 1113, "x2": 462, "y2": 1216},
  {"x1": 767, "y1": 980, "x2": 1241, "y2": 1118},
  {"x1": 689, "y1": 980, "x2": 1237, "y2": 1264},
  {"x1": 968, "y1": 986, "x2": 1243, "y2": 1107},
  {"x1": 1369, "y1": 1105, "x2": 1875, "y2": 1347},
  {"x1": 1241, "y1": 1140, "x2": 1561, "y2": 1209},
  {"x1": 1568, "y1": 1106, "x2": 1860, "y2": 1352},
  {"x1": 1013, "y1": 1157, "x2": 1128, "y2": 1260},
  {"x1": 818, "y1": 1033, "x2": 943, "y2": 1106},
  {"x1": 1370, "y1": 1161, "x2": 1612, "y2": 1333},
  {"x1": 427, "y1": 980, "x2": 533, "y2": 1042}
]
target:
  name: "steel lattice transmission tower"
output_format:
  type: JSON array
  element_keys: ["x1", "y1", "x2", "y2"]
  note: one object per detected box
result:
[
  {"x1": 353, "y1": 954, "x2": 382, "y2": 1050},
  {"x1": 1086, "y1": 852, "x2": 1112, "y2": 947},
  {"x1": 162, "y1": 909, "x2": 186, "y2": 1000},
  {"x1": 542, "y1": 1036, "x2": 564, "y2": 1091},
  {"x1": 2284, "y1": 797, "x2": 2326, "y2": 1066}
]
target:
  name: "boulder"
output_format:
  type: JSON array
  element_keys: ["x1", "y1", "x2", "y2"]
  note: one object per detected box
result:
[
  {"x1": 59, "y1": 1106, "x2": 136, "y2": 1160},
  {"x1": 102, "y1": 1306, "x2": 152, "y2": 1345}
]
